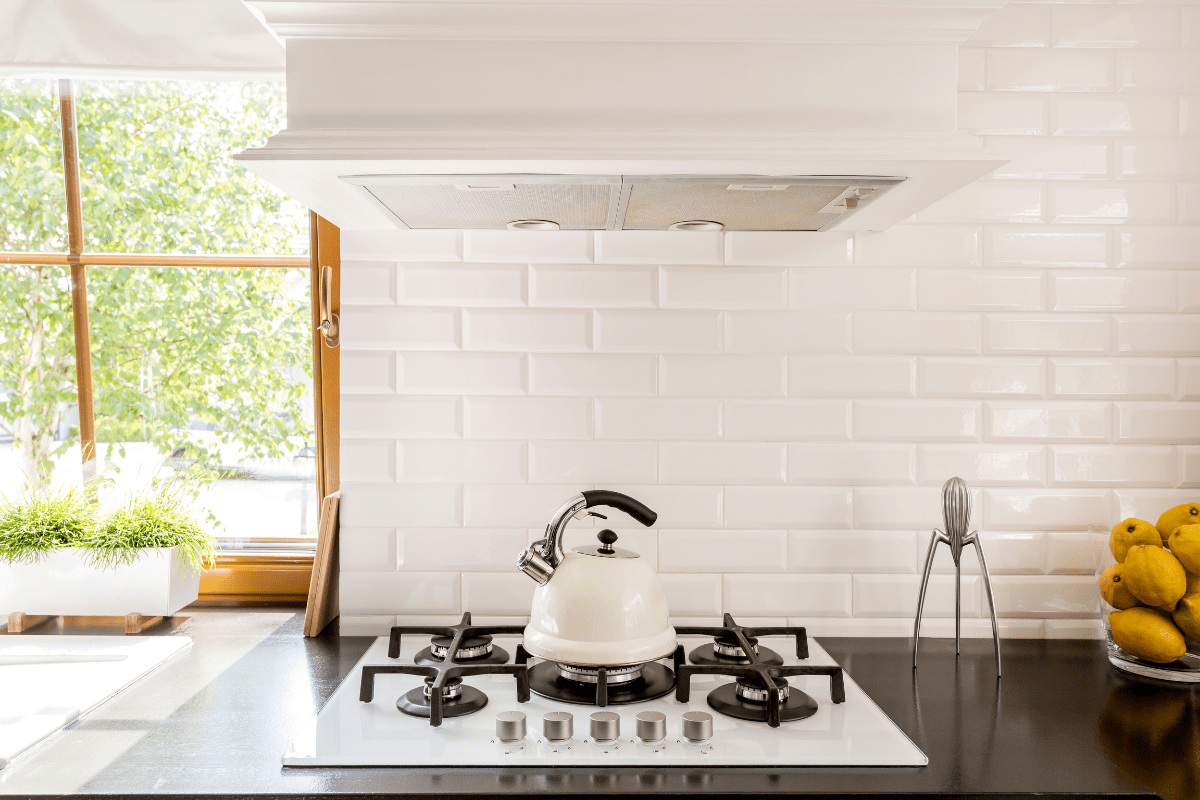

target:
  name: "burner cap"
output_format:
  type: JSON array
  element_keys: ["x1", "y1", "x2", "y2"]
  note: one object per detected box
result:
[
  {"x1": 713, "y1": 632, "x2": 760, "y2": 658},
  {"x1": 422, "y1": 675, "x2": 463, "y2": 700},
  {"x1": 556, "y1": 662, "x2": 645, "y2": 686},
  {"x1": 735, "y1": 675, "x2": 790, "y2": 703},
  {"x1": 430, "y1": 634, "x2": 494, "y2": 660}
]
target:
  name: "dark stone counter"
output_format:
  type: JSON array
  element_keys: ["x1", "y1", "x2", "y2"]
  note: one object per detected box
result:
[{"x1": 0, "y1": 609, "x2": 1188, "y2": 799}]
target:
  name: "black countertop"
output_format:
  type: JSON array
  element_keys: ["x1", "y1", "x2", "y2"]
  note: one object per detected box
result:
[{"x1": 0, "y1": 608, "x2": 1190, "y2": 799}]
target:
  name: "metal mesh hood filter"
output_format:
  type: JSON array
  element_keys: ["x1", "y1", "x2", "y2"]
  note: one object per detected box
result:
[
  {"x1": 361, "y1": 182, "x2": 612, "y2": 230},
  {"x1": 622, "y1": 181, "x2": 848, "y2": 232}
]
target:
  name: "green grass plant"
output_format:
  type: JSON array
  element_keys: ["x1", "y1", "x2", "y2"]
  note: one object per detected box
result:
[
  {"x1": 0, "y1": 485, "x2": 98, "y2": 564},
  {"x1": 86, "y1": 483, "x2": 216, "y2": 571}
]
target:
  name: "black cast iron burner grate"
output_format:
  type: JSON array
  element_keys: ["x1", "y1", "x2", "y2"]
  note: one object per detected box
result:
[
  {"x1": 359, "y1": 612, "x2": 530, "y2": 727},
  {"x1": 675, "y1": 613, "x2": 846, "y2": 728}
]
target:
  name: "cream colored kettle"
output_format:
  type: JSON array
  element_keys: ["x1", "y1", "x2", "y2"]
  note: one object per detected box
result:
[{"x1": 516, "y1": 491, "x2": 676, "y2": 667}]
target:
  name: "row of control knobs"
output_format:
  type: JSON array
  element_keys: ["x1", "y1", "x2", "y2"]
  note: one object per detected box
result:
[{"x1": 496, "y1": 710, "x2": 713, "y2": 745}]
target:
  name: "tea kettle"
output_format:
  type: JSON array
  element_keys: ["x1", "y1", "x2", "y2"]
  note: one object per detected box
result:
[{"x1": 516, "y1": 490, "x2": 676, "y2": 667}]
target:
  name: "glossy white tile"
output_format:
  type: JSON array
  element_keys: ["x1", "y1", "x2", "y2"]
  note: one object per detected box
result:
[
  {"x1": 342, "y1": 351, "x2": 397, "y2": 393},
  {"x1": 529, "y1": 353, "x2": 656, "y2": 396},
  {"x1": 400, "y1": 352, "x2": 525, "y2": 394},
  {"x1": 343, "y1": 306, "x2": 460, "y2": 350},
  {"x1": 853, "y1": 574, "x2": 981, "y2": 619},
  {"x1": 1053, "y1": 95, "x2": 1178, "y2": 137},
  {"x1": 986, "y1": 49, "x2": 1113, "y2": 92},
  {"x1": 342, "y1": 440, "x2": 397, "y2": 483},
  {"x1": 342, "y1": 261, "x2": 397, "y2": 305},
  {"x1": 595, "y1": 231, "x2": 722, "y2": 265},
  {"x1": 401, "y1": 440, "x2": 527, "y2": 483},
  {"x1": 596, "y1": 310, "x2": 721, "y2": 353},
  {"x1": 988, "y1": 227, "x2": 1109, "y2": 267},
  {"x1": 1116, "y1": 403, "x2": 1200, "y2": 444},
  {"x1": 787, "y1": 444, "x2": 915, "y2": 486},
  {"x1": 788, "y1": 357, "x2": 916, "y2": 398},
  {"x1": 660, "y1": 354, "x2": 786, "y2": 397},
  {"x1": 465, "y1": 397, "x2": 591, "y2": 440},
  {"x1": 464, "y1": 230, "x2": 592, "y2": 264},
  {"x1": 984, "y1": 314, "x2": 1110, "y2": 355},
  {"x1": 596, "y1": 399, "x2": 721, "y2": 440},
  {"x1": 400, "y1": 263, "x2": 526, "y2": 306},
  {"x1": 853, "y1": 400, "x2": 982, "y2": 442},
  {"x1": 530, "y1": 441, "x2": 657, "y2": 484},
  {"x1": 854, "y1": 313, "x2": 981, "y2": 355},
  {"x1": 659, "y1": 443, "x2": 785, "y2": 485},
  {"x1": 1053, "y1": 272, "x2": 1174, "y2": 312},
  {"x1": 530, "y1": 264, "x2": 656, "y2": 307},
  {"x1": 660, "y1": 530, "x2": 787, "y2": 573},
  {"x1": 659, "y1": 266, "x2": 786, "y2": 309},
  {"x1": 398, "y1": 529, "x2": 529, "y2": 572},
  {"x1": 460, "y1": 573, "x2": 538, "y2": 615},
  {"x1": 341, "y1": 484, "x2": 463, "y2": 528},
  {"x1": 342, "y1": 396, "x2": 461, "y2": 439},
  {"x1": 724, "y1": 574, "x2": 853, "y2": 618},
  {"x1": 725, "y1": 311, "x2": 850, "y2": 354},
  {"x1": 1116, "y1": 316, "x2": 1200, "y2": 356},
  {"x1": 957, "y1": 94, "x2": 1048, "y2": 136},
  {"x1": 464, "y1": 484, "x2": 581, "y2": 528},
  {"x1": 983, "y1": 488, "x2": 1112, "y2": 530},
  {"x1": 1052, "y1": 359, "x2": 1175, "y2": 399},
  {"x1": 340, "y1": 572, "x2": 461, "y2": 616},
  {"x1": 658, "y1": 575, "x2": 723, "y2": 616},
  {"x1": 724, "y1": 487, "x2": 853, "y2": 530},
  {"x1": 990, "y1": 576, "x2": 1098, "y2": 619},
  {"x1": 1050, "y1": 446, "x2": 1174, "y2": 488},
  {"x1": 918, "y1": 445, "x2": 1045, "y2": 487},
  {"x1": 790, "y1": 268, "x2": 916, "y2": 310},
  {"x1": 1052, "y1": 6, "x2": 1180, "y2": 50},
  {"x1": 463, "y1": 308, "x2": 591, "y2": 352},
  {"x1": 918, "y1": 357, "x2": 1045, "y2": 398},
  {"x1": 724, "y1": 399, "x2": 850, "y2": 442},
  {"x1": 724, "y1": 232, "x2": 852, "y2": 267},
  {"x1": 984, "y1": 401, "x2": 1110, "y2": 443},
  {"x1": 789, "y1": 531, "x2": 917, "y2": 574},
  {"x1": 855, "y1": 226, "x2": 981, "y2": 267},
  {"x1": 920, "y1": 271, "x2": 1045, "y2": 311},
  {"x1": 340, "y1": 528, "x2": 398, "y2": 572},
  {"x1": 855, "y1": 487, "x2": 976, "y2": 530},
  {"x1": 604, "y1": 485, "x2": 724, "y2": 530},
  {"x1": 342, "y1": 229, "x2": 461, "y2": 261},
  {"x1": 1051, "y1": 184, "x2": 1175, "y2": 225}
]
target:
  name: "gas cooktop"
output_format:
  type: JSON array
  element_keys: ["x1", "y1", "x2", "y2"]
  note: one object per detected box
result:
[{"x1": 283, "y1": 615, "x2": 927, "y2": 767}]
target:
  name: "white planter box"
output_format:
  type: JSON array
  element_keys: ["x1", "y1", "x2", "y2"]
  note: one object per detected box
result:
[{"x1": 0, "y1": 547, "x2": 200, "y2": 617}]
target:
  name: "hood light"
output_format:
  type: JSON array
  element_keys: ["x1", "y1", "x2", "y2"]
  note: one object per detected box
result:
[
  {"x1": 669, "y1": 220, "x2": 723, "y2": 231},
  {"x1": 507, "y1": 220, "x2": 560, "y2": 231}
]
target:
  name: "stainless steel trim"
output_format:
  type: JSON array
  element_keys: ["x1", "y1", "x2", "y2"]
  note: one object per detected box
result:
[
  {"x1": 555, "y1": 662, "x2": 645, "y2": 685},
  {"x1": 714, "y1": 640, "x2": 759, "y2": 658},
  {"x1": 423, "y1": 680, "x2": 463, "y2": 701},
  {"x1": 736, "y1": 681, "x2": 789, "y2": 703},
  {"x1": 430, "y1": 641, "x2": 493, "y2": 660}
]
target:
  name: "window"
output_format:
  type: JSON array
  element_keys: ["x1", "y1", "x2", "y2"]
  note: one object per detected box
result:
[{"x1": 1, "y1": 78, "x2": 326, "y2": 598}]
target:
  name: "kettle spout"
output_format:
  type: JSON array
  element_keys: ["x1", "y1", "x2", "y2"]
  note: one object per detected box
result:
[{"x1": 517, "y1": 543, "x2": 555, "y2": 585}]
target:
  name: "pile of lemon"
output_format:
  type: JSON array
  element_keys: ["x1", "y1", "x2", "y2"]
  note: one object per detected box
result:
[{"x1": 1101, "y1": 503, "x2": 1200, "y2": 663}]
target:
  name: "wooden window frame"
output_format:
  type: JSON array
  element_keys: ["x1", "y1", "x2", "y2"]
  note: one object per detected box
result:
[{"x1": 1, "y1": 79, "x2": 340, "y2": 603}]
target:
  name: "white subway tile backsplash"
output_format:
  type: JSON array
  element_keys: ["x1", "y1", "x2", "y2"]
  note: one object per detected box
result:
[
  {"x1": 1116, "y1": 403, "x2": 1200, "y2": 444},
  {"x1": 725, "y1": 311, "x2": 850, "y2": 354},
  {"x1": 984, "y1": 401, "x2": 1109, "y2": 443},
  {"x1": 788, "y1": 444, "x2": 915, "y2": 486},
  {"x1": 464, "y1": 230, "x2": 592, "y2": 264},
  {"x1": 1116, "y1": 316, "x2": 1200, "y2": 355},
  {"x1": 342, "y1": 484, "x2": 462, "y2": 528},
  {"x1": 340, "y1": 527, "x2": 398, "y2": 572},
  {"x1": 918, "y1": 357, "x2": 1045, "y2": 398},
  {"x1": 789, "y1": 531, "x2": 917, "y2": 574},
  {"x1": 342, "y1": 261, "x2": 397, "y2": 305},
  {"x1": 399, "y1": 529, "x2": 529, "y2": 572},
  {"x1": 791, "y1": 268, "x2": 916, "y2": 310},
  {"x1": 464, "y1": 308, "x2": 591, "y2": 352},
  {"x1": 465, "y1": 397, "x2": 590, "y2": 440},
  {"x1": 725, "y1": 487, "x2": 853, "y2": 529},
  {"x1": 530, "y1": 354, "x2": 656, "y2": 396},
  {"x1": 530, "y1": 441, "x2": 657, "y2": 484},
  {"x1": 401, "y1": 352, "x2": 525, "y2": 394},
  {"x1": 596, "y1": 310, "x2": 721, "y2": 353},
  {"x1": 1053, "y1": 272, "x2": 1174, "y2": 313},
  {"x1": 725, "y1": 574, "x2": 853, "y2": 618},
  {"x1": 341, "y1": 572, "x2": 461, "y2": 616},
  {"x1": 530, "y1": 265, "x2": 656, "y2": 307},
  {"x1": 660, "y1": 355, "x2": 786, "y2": 397},
  {"x1": 855, "y1": 226, "x2": 981, "y2": 267},
  {"x1": 596, "y1": 231, "x2": 722, "y2": 265},
  {"x1": 918, "y1": 445, "x2": 1045, "y2": 487},
  {"x1": 725, "y1": 400, "x2": 851, "y2": 441},
  {"x1": 984, "y1": 315, "x2": 1110, "y2": 355},
  {"x1": 337, "y1": 11, "x2": 1190, "y2": 637},
  {"x1": 342, "y1": 351, "x2": 397, "y2": 393},
  {"x1": 660, "y1": 443, "x2": 785, "y2": 485},
  {"x1": 725, "y1": 232, "x2": 852, "y2": 267},
  {"x1": 1050, "y1": 446, "x2": 1174, "y2": 488},
  {"x1": 400, "y1": 263, "x2": 526, "y2": 306},
  {"x1": 343, "y1": 307, "x2": 460, "y2": 350},
  {"x1": 920, "y1": 271, "x2": 1044, "y2": 311},
  {"x1": 855, "y1": 314, "x2": 981, "y2": 355},
  {"x1": 1052, "y1": 359, "x2": 1175, "y2": 399},
  {"x1": 854, "y1": 400, "x2": 982, "y2": 442},
  {"x1": 660, "y1": 530, "x2": 787, "y2": 573},
  {"x1": 660, "y1": 266, "x2": 786, "y2": 309},
  {"x1": 401, "y1": 440, "x2": 527, "y2": 483},
  {"x1": 787, "y1": 357, "x2": 915, "y2": 398},
  {"x1": 854, "y1": 575, "x2": 981, "y2": 619},
  {"x1": 342, "y1": 396, "x2": 460, "y2": 439},
  {"x1": 342, "y1": 440, "x2": 397, "y2": 482},
  {"x1": 597, "y1": 399, "x2": 721, "y2": 441},
  {"x1": 460, "y1": 573, "x2": 538, "y2": 615},
  {"x1": 338, "y1": 615, "x2": 398, "y2": 636},
  {"x1": 984, "y1": 488, "x2": 1112, "y2": 530}
]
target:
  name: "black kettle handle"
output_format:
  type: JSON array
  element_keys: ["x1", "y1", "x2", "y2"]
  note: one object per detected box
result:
[{"x1": 582, "y1": 490, "x2": 658, "y2": 527}]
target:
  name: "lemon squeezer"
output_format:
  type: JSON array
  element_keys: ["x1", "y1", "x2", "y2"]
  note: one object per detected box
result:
[{"x1": 913, "y1": 477, "x2": 1001, "y2": 677}]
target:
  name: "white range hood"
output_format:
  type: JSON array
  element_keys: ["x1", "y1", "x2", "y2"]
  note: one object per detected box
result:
[{"x1": 237, "y1": 0, "x2": 1010, "y2": 232}]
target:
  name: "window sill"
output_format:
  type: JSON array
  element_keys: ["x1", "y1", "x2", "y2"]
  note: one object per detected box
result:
[{"x1": 198, "y1": 551, "x2": 313, "y2": 603}]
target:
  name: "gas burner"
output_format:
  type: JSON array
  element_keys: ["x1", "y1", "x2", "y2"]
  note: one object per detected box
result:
[
  {"x1": 707, "y1": 675, "x2": 818, "y2": 724},
  {"x1": 555, "y1": 662, "x2": 644, "y2": 685},
  {"x1": 396, "y1": 676, "x2": 489, "y2": 719},
  {"x1": 360, "y1": 612, "x2": 530, "y2": 727},
  {"x1": 520, "y1": 645, "x2": 685, "y2": 707},
  {"x1": 688, "y1": 631, "x2": 784, "y2": 667},
  {"x1": 675, "y1": 613, "x2": 845, "y2": 728},
  {"x1": 414, "y1": 633, "x2": 510, "y2": 666}
]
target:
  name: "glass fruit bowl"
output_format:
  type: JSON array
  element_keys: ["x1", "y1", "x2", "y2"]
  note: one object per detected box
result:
[{"x1": 1092, "y1": 525, "x2": 1200, "y2": 683}]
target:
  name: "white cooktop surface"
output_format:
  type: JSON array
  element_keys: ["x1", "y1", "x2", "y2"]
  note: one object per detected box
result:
[{"x1": 284, "y1": 635, "x2": 927, "y2": 767}]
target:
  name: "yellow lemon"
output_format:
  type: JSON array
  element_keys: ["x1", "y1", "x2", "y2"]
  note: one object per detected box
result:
[
  {"x1": 1174, "y1": 593, "x2": 1200, "y2": 643},
  {"x1": 1109, "y1": 607, "x2": 1187, "y2": 663},
  {"x1": 1110, "y1": 518, "x2": 1162, "y2": 563},
  {"x1": 1157, "y1": 503, "x2": 1200, "y2": 543},
  {"x1": 1168, "y1": 524, "x2": 1200, "y2": 574},
  {"x1": 1099, "y1": 564, "x2": 1142, "y2": 610},
  {"x1": 1188, "y1": 571, "x2": 1200, "y2": 595},
  {"x1": 1122, "y1": 545, "x2": 1187, "y2": 608}
]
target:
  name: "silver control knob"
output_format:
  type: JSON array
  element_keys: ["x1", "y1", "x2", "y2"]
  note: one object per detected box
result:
[
  {"x1": 543, "y1": 711, "x2": 573, "y2": 744},
  {"x1": 682, "y1": 711, "x2": 713, "y2": 744},
  {"x1": 590, "y1": 711, "x2": 620, "y2": 743},
  {"x1": 635, "y1": 710, "x2": 667, "y2": 744},
  {"x1": 495, "y1": 711, "x2": 526, "y2": 743}
]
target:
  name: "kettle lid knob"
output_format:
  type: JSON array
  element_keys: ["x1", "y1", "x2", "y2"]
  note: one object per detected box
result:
[{"x1": 597, "y1": 529, "x2": 618, "y2": 553}]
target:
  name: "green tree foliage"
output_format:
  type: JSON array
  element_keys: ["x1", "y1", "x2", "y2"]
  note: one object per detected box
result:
[{"x1": 1, "y1": 79, "x2": 309, "y2": 489}]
